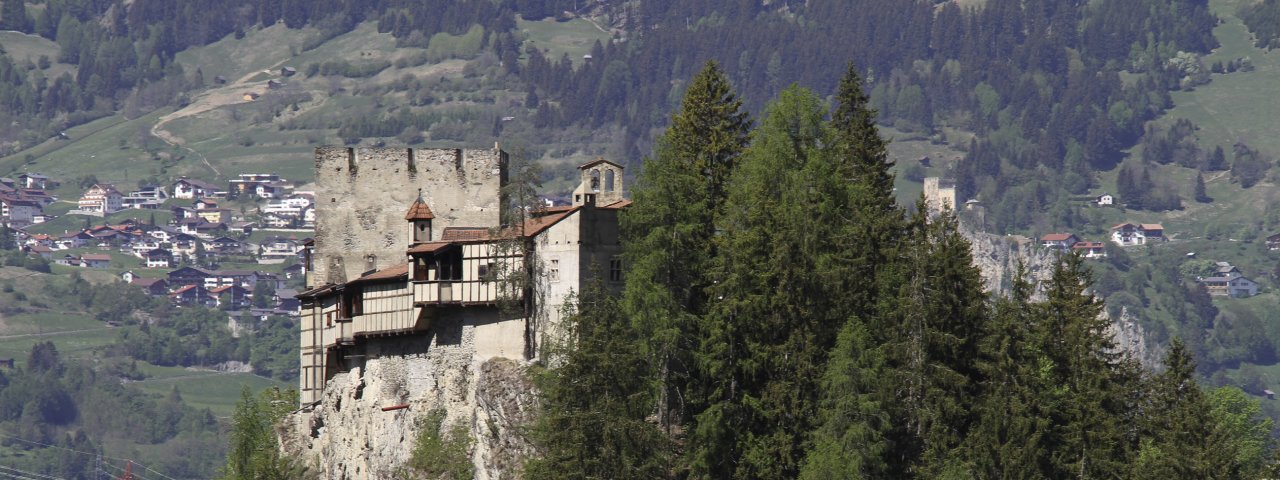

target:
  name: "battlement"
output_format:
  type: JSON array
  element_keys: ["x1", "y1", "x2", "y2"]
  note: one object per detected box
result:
[{"x1": 311, "y1": 147, "x2": 508, "y2": 286}]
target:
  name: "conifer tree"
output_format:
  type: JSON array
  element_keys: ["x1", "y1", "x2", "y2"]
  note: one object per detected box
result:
[
  {"x1": 1131, "y1": 339, "x2": 1235, "y2": 479},
  {"x1": 1194, "y1": 171, "x2": 1211, "y2": 203},
  {"x1": 1036, "y1": 253, "x2": 1135, "y2": 478},
  {"x1": 877, "y1": 203, "x2": 989, "y2": 476},
  {"x1": 693, "y1": 85, "x2": 836, "y2": 478},
  {"x1": 621, "y1": 60, "x2": 750, "y2": 430},
  {"x1": 961, "y1": 262, "x2": 1051, "y2": 478},
  {"x1": 525, "y1": 283, "x2": 671, "y2": 479},
  {"x1": 800, "y1": 318, "x2": 889, "y2": 479}
]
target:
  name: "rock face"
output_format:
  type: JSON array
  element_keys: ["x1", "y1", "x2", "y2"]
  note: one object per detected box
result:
[
  {"x1": 961, "y1": 226, "x2": 1159, "y2": 368},
  {"x1": 961, "y1": 227, "x2": 1057, "y2": 297},
  {"x1": 279, "y1": 329, "x2": 537, "y2": 479}
]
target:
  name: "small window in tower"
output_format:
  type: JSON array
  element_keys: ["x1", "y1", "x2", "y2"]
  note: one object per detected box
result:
[
  {"x1": 590, "y1": 169, "x2": 601, "y2": 191},
  {"x1": 605, "y1": 169, "x2": 615, "y2": 192},
  {"x1": 549, "y1": 259, "x2": 560, "y2": 282},
  {"x1": 609, "y1": 257, "x2": 623, "y2": 282}
]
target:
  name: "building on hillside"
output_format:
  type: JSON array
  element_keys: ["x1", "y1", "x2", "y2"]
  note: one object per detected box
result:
[
  {"x1": 144, "y1": 248, "x2": 174, "y2": 268},
  {"x1": 122, "y1": 185, "x2": 168, "y2": 209},
  {"x1": 228, "y1": 174, "x2": 283, "y2": 198},
  {"x1": 1040, "y1": 233, "x2": 1080, "y2": 251},
  {"x1": 1072, "y1": 241, "x2": 1108, "y2": 259},
  {"x1": 173, "y1": 178, "x2": 220, "y2": 199},
  {"x1": 297, "y1": 147, "x2": 627, "y2": 405},
  {"x1": 1199, "y1": 276, "x2": 1259, "y2": 298},
  {"x1": 132, "y1": 278, "x2": 169, "y2": 296},
  {"x1": 170, "y1": 284, "x2": 216, "y2": 307},
  {"x1": 1095, "y1": 193, "x2": 1115, "y2": 206},
  {"x1": 17, "y1": 173, "x2": 55, "y2": 190},
  {"x1": 80, "y1": 254, "x2": 111, "y2": 268},
  {"x1": 77, "y1": 184, "x2": 124, "y2": 215},
  {"x1": 1111, "y1": 223, "x2": 1166, "y2": 246},
  {"x1": 0, "y1": 197, "x2": 42, "y2": 228},
  {"x1": 1266, "y1": 233, "x2": 1280, "y2": 251}
]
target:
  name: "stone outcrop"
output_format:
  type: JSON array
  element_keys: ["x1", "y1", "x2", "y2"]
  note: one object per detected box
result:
[{"x1": 279, "y1": 328, "x2": 537, "y2": 479}]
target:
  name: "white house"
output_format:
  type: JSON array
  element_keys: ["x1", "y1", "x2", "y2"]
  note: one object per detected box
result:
[
  {"x1": 1111, "y1": 223, "x2": 1165, "y2": 246},
  {"x1": 1040, "y1": 233, "x2": 1080, "y2": 250},
  {"x1": 1095, "y1": 193, "x2": 1115, "y2": 206},
  {"x1": 77, "y1": 184, "x2": 124, "y2": 215},
  {"x1": 1072, "y1": 241, "x2": 1108, "y2": 259},
  {"x1": 173, "y1": 179, "x2": 220, "y2": 199}
]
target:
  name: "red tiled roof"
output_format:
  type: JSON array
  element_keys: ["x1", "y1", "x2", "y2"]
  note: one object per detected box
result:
[
  {"x1": 1040, "y1": 233, "x2": 1075, "y2": 242},
  {"x1": 1140, "y1": 223, "x2": 1164, "y2": 231},
  {"x1": 170, "y1": 284, "x2": 199, "y2": 296},
  {"x1": 407, "y1": 242, "x2": 455, "y2": 254},
  {"x1": 600, "y1": 199, "x2": 632, "y2": 209},
  {"x1": 348, "y1": 263, "x2": 409, "y2": 284},
  {"x1": 404, "y1": 199, "x2": 434, "y2": 220}
]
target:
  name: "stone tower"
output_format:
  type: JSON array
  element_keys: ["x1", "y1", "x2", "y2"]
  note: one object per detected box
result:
[
  {"x1": 310, "y1": 146, "x2": 508, "y2": 287},
  {"x1": 571, "y1": 158, "x2": 625, "y2": 206}
]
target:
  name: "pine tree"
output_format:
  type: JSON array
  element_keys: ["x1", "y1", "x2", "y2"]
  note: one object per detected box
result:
[
  {"x1": 525, "y1": 283, "x2": 671, "y2": 479},
  {"x1": 621, "y1": 60, "x2": 750, "y2": 431},
  {"x1": 1131, "y1": 340, "x2": 1235, "y2": 479},
  {"x1": 1194, "y1": 171, "x2": 1211, "y2": 203},
  {"x1": 961, "y1": 262, "x2": 1051, "y2": 478},
  {"x1": 693, "y1": 85, "x2": 834, "y2": 478},
  {"x1": 1037, "y1": 253, "x2": 1136, "y2": 478},
  {"x1": 800, "y1": 318, "x2": 889, "y2": 479},
  {"x1": 878, "y1": 203, "x2": 989, "y2": 476}
]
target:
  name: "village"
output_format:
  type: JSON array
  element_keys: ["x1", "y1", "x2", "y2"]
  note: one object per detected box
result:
[{"x1": 0, "y1": 171, "x2": 312, "y2": 325}]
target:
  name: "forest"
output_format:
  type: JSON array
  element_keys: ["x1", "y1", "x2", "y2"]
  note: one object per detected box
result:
[
  {"x1": 0, "y1": 0, "x2": 1223, "y2": 232},
  {"x1": 522, "y1": 61, "x2": 1277, "y2": 480}
]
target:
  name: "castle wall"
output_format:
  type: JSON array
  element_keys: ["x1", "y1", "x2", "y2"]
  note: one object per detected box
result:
[{"x1": 312, "y1": 146, "x2": 508, "y2": 286}]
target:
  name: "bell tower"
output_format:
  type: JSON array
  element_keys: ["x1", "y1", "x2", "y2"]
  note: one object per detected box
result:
[
  {"x1": 405, "y1": 189, "x2": 434, "y2": 244},
  {"x1": 572, "y1": 158, "x2": 625, "y2": 206}
]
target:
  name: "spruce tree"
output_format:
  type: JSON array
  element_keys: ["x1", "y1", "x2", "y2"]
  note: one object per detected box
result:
[
  {"x1": 961, "y1": 262, "x2": 1051, "y2": 478},
  {"x1": 1194, "y1": 171, "x2": 1211, "y2": 203},
  {"x1": 693, "y1": 85, "x2": 837, "y2": 478},
  {"x1": 1036, "y1": 253, "x2": 1135, "y2": 478},
  {"x1": 877, "y1": 203, "x2": 989, "y2": 476},
  {"x1": 525, "y1": 283, "x2": 671, "y2": 479},
  {"x1": 621, "y1": 60, "x2": 750, "y2": 431},
  {"x1": 800, "y1": 318, "x2": 889, "y2": 479},
  {"x1": 1131, "y1": 339, "x2": 1235, "y2": 479}
]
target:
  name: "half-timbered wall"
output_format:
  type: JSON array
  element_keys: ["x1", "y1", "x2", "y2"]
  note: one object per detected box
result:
[{"x1": 354, "y1": 282, "x2": 415, "y2": 334}]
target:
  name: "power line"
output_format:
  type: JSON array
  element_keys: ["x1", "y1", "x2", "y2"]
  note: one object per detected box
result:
[{"x1": 0, "y1": 433, "x2": 175, "y2": 480}]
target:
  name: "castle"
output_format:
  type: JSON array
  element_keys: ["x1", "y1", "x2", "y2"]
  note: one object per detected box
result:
[{"x1": 297, "y1": 147, "x2": 627, "y2": 405}]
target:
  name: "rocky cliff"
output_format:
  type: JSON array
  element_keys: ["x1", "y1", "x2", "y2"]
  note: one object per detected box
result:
[
  {"x1": 961, "y1": 226, "x2": 1160, "y2": 368},
  {"x1": 279, "y1": 327, "x2": 537, "y2": 479}
]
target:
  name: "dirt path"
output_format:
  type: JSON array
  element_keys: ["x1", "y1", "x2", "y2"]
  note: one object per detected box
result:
[
  {"x1": 0, "y1": 326, "x2": 114, "y2": 340},
  {"x1": 148, "y1": 64, "x2": 292, "y2": 177}
]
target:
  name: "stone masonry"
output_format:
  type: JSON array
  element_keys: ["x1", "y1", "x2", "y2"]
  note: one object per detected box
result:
[{"x1": 311, "y1": 146, "x2": 508, "y2": 286}]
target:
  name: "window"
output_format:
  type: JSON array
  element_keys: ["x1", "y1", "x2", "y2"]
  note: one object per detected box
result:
[
  {"x1": 604, "y1": 169, "x2": 615, "y2": 192},
  {"x1": 549, "y1": 259, "x2": 560, "y2": 282},
  {"x1": 590, "y1": 169, "x2": 601, "y2": 191},
  {"x1": 478, "y1": 262, "x2": 496, "y2": 280},
  {"x1": 413, "y1": 258, "x2": 428, "y2": 281},
  {"x1": 609, "y1": 257, "x2": 622, "y2": 282}
]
